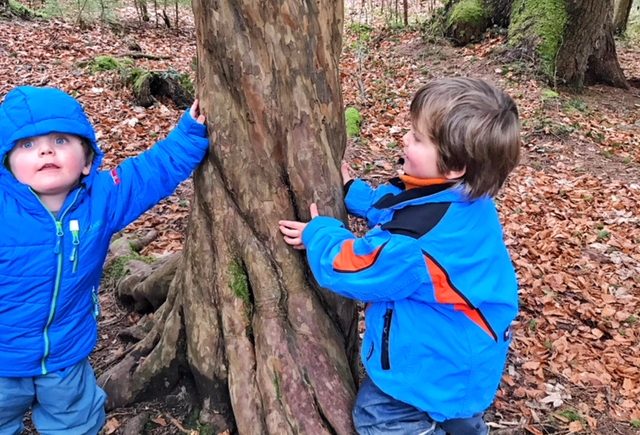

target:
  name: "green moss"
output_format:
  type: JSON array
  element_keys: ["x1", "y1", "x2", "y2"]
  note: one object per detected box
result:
[
  {"x1": 541, "y1": 88, "x2": 560, "y2": 101},
  {"x1": 345, "y1": 107, "x2": 362, "y2": 138},
  {"x1": 103, "y1": 251, "x2": 154, "y2": 284},
  {"x1": 132, "y1": 70, "x2": 152, "y2": 93},
  {"x1": 347, "y1": 22, "x2": 373, "y2": 41},
  {"x1": 557, "y1": 409, "x2": 584, "y2": 423},
  {"x1": 444, "y1": 0, "x2": 489, "y2": 45},
  {"x1": 273, "y1": 371, "x2": 282, "y2": 402},
  {"x1": 229, "y1": 260, "x2": 253, "y2": 319},
  {"x1": 7, "y1": 0, "x2": 40, "y2": 18},
  {"x1": 87, "y1": 56, "x2": 133, "y2": 74},
  {"x1": 509, "y1": 0, "x2": 567, "y2": 78},
  {"x1": 448, "y1": 0, "x2": 487, "y2": 28}
]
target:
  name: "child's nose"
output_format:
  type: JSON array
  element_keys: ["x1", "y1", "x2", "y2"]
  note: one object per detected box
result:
[{"x1": 38, "y1": 140, "x2": 54, "y2": 155}]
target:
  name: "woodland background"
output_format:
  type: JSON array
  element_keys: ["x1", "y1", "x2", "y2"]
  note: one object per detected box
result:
[{"x1": 1, "y1": 0, "x2": 639, "y2": 433}]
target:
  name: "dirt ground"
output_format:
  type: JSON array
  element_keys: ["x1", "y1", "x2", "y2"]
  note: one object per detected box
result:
[{"x1": 1, "y1": 3, "x2": 639, "y2": 434}]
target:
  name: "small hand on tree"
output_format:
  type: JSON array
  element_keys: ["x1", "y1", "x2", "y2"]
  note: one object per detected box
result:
[{"x1": 278, "y1": 203, "x2": 319, "y2": 250}]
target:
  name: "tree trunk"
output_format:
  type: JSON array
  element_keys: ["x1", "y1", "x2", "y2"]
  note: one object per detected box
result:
[
  {"x1": 403, "y1": 0, "x2": 408, "y2": 26},
  {"x1": 613, "y1": 0, "x2": 633, "y2": 34},
  {"x1": 508, "y1": 0, "x2": 628, "y2": 89},
  {"x1": 556, "y1": 0, "x2": 628, "y2": 89},
  {"x1": 99, "y1": 1, "x2": 359, "y2": 434}
]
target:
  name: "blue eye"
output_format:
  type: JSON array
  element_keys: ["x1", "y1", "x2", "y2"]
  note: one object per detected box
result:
[
  {"x1": 21, "y1": 141, "x2": 34, "y2": 149},
  {"x1": 55, "y1": 137, "x2": 68, "y2": 145}
]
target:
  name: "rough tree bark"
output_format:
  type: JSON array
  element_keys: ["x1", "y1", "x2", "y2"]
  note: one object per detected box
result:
[
  {"x1": 99, "y1": 1, "x2": 359, "y2": 434},
  {"x1": 555, "y1": 0, "x2": 629, "y2": 88},
  {"x1": 613, "y1": 0, "x2": 634, "y2": 34},
  {"x1": 508, "y1": 0, "x2": 628, "y2": 89},
  {"x1": 441, "y1": 0, "x2": 629, "y2": 88}
]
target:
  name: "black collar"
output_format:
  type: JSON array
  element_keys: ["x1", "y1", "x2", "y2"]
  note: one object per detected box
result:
[{"x1": 374, "y1": 177, "x2": 453, "y2": 209}]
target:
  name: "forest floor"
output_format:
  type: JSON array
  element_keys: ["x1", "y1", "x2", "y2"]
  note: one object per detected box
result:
[{"x1": 1, "y1": 3, "x2": 639, "y2": 435}]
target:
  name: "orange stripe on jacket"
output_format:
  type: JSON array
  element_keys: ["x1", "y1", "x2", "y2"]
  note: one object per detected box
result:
[
  {"x1": 423, "y1": 253, "x2": 498, "y2": 341},
  {"x1": 333, "y1": 239, "x2": 386, "y2": 273}
]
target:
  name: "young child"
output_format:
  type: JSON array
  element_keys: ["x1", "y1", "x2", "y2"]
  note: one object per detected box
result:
[
  {"x1": 0, "y1": 86, "x2": 209, "y2": 435},
  {"x1": 279, "y1": 77, "x2": 521, "y2": 434}
]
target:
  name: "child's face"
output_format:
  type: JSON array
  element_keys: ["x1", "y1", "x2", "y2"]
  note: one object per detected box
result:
[
  {"x1": 401, "y1": 127, "x2": 445, "y2": 179},
  {"x1": 7, "y1": 133, "x2": 91, "y2": 197}
]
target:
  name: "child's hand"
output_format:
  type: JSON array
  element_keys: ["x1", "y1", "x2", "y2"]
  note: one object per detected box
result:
[
  {"x1": 341, "y1": 161, "x2": 353, "y2": 185},
  {"x1": 279, "y1": 203, "x2": 319, "y2": 250},
  {"x1": 190, "y1": 99, "x2": 206, "y2": 124}
]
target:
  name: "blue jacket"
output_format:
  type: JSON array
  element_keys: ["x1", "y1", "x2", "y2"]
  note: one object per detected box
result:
[
  {"x1": 0, "y1": 86, "x2": 209, "y2": 377},
  {"x1": 302, "y1": 178, "x2": 518, "y2": 421}
]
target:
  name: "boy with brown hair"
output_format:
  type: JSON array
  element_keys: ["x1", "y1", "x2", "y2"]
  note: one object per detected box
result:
[{"x1": 279, "y1": 77, "x2": 521, "y2": 434}]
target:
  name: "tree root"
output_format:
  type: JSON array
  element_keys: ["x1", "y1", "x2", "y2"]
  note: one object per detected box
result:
[
  {"x1": 105, "y1": 231, "x2": 179, "y2": 312},
  {"x1": 98, "y1": 287, "x2": 184, "y2": 410}
]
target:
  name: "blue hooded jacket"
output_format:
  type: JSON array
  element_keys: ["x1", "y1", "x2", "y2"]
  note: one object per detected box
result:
[
  {"x1": 0, "y1": 86, "x2": 209, "y2": 377},
  {"x1": 302, "y1": 178, "x2": 518, "y2": 421}
]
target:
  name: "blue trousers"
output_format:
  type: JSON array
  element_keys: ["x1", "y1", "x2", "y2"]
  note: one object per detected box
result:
[
  {"x1": 353, "y1": 376, "x2": 489, "y2": 435},
  {"x1": 0, "y1": 359, "x2": 106, "y2": 435}
]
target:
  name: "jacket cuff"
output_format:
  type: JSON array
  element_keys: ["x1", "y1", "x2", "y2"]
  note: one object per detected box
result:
[
  {"x1": 178, "y1": 109, "x2": 208, "y2": 138},
  {"x1": 343, "y1": 179, "x2": 355, "y2": 196},
  {"x1": 344, "y1": 178, "x2": 374, "y2": 213},
  {"x1": 302, "y1": 216, "x2": 344, "y2": 247}
]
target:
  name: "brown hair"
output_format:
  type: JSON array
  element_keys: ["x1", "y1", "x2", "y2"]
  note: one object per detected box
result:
[
  {"x1": 80, "y1": 138, "x2": 94, "y2": 166},
  {"x1": 410, "y1": 77, "x2": 521, "y2": 198}
]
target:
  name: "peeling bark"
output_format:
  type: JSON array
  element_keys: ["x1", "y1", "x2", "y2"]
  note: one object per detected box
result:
[{"x1": 99, "y1": 1, "x2": 358, "y2": 434}]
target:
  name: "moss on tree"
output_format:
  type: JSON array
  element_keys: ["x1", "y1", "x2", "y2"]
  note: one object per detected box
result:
[
  {"x1": 446, "y1": 0, "x2": 489, "y2": 45},
  {"x1": 104, "y1": 251, "x2": 155, "y2": 284},
  {"x1": 229, "y1": 260, "x2": 250, "y2": 304},
  {"x1": 509, "y1": 0, "x2": 567, "y2": 78},
  {"x1": 7, "y1": 0, "x2": 40, "y2": 18}
]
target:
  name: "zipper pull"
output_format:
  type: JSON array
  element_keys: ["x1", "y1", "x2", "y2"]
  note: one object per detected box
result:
[
  {"x1": 53, "y1": 221, "x2": 63, "y2": 254},
  {"x1": 92, "y1": 287, "x2": 101, "y2": 318},
  {"x1": 69, "y1": 220, "x2": 80, "y2": 273}
]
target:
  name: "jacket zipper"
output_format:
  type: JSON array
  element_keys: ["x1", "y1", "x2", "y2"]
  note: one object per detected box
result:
[
  {"x1": 32, "y1": 189, "x2": 82, "y2": 375},
  {"x1": 381, "y1": 304, "x2": 393, "y2": 370}
]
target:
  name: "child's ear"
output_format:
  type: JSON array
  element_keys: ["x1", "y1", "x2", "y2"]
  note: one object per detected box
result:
[
  {"x1": 82, "y1": 162, "x2": 92, "y2": 176},
  {"x1": 444, "y1": 167, "x2": 466, "y2": 180}
]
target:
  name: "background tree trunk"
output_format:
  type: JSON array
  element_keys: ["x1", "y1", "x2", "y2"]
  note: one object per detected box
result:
[
  {"x1": 556, "y1": 0, "x2": 628, "y2": 88},
  {"x1": 403, "y1": 0, "x2": 408, "y2": 26},
  {"x1": 613, "y1": 0, "x2": 633, "y2": 34},
  {"x1": 508, "y1": 0, "x2": 628, "y2": 89},
  {"x1": 99, "y1": 1, "x2": 359, "y2": 434}
]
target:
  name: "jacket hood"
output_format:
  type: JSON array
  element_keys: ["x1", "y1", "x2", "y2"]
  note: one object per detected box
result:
[{"x1": 0, "y1": 86, "x2": 103, "y2": 164}]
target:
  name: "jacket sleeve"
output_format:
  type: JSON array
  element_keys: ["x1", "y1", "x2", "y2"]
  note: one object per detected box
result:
[
  {"x1": 103, "y1": 110, "x2": 209, "y2": 233},
  {"x1": 344, "y1": 179, "x2": 402, "y2": 226},
  {"x1": 302, "y1": 216, "x2": 428, "y2": 302}
]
